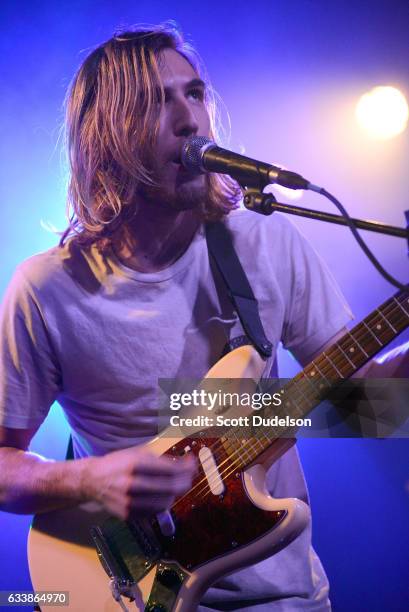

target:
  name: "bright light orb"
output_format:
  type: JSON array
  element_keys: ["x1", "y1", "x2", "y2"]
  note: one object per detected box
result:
[{"x1": 355, "y1": 86, "x2": 408, "y2": 140}]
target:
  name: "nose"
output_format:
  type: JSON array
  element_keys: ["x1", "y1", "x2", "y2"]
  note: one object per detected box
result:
[{"x1": 172, "y1": 97, "x2": 199, "y2": 138}]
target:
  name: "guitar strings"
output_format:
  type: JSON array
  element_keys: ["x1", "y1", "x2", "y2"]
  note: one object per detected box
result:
[
  {"x1": 193, "y1": 292, "x2": 409, "y2": 498},
  {"x1": 175, "y1": 293, "x2": 409, "y2": 506},
  {"x1": 195, "y1": 296, "x2": 409, "y2": 501},
  {"x1": 171, "y1": 291, "x2": 409, "y2": 509},
  {"x1": 172, "y1": 293, "x2": 409, "y2": 507},
  {"x1": 194, "y1": 293, "x2": 409, "y2": 501}
]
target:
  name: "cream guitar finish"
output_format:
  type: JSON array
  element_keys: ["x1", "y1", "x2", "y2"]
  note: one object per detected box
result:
[
  {"x1": 28, "y1": 346, "x2": 308, "y2": 611},
  {"x1": 28, "y1": 286, "x2": 409, "y2": 610}
]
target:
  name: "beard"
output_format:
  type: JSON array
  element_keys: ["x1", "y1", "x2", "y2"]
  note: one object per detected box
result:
[{"x1": 138, "y1": 162, "x2": 209, "y2": 217}]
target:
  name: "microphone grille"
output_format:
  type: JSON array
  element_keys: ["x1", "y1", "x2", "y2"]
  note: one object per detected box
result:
[{"x1": 182, "y1": 136, "x2": 214, "y2": 173}]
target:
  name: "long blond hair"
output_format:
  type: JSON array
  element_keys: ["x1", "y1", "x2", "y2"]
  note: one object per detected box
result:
[{"x1": 61, "y1": 23, "x2": 241, "y2": 247}]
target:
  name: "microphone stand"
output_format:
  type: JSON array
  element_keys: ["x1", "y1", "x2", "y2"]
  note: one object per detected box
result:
[{"x1": 242, "y1": 189, "x2": 409, "y2": 248}]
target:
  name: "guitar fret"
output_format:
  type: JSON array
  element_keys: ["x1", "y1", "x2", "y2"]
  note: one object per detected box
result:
[
  {"x1": 347, "y1": 330, "x2": 369, "y2": 358},
  {"x1": 282, "y1": 393, "x2": 302, "y2": 416},
  {"x1": 310, "y1": 360, "x2": 333, "y2": 394},
  {"x1": 301, "y1": 369, "x2": 323, "y2": 401},
  {"x1": 252, "y1": 442, "x2": 260, "y2": 458},
  {"x1": 245, "y1": 445, "x2": 255, "y2": 463},
  {"x1": 323, "y1": 351, "x2": 344, "y2": 377},
  {"x1": 249, "y1": 441, "x2": 258, "y2": 460},
  {"x1": 261, "y1": 434, "x2": 270, "y2": 449},
  {"x1": 299, "y1": 365, "x2": 332, "y2": 408},
  {"x1": 224, "y1": 406, "x2": 285, "y2": 464},
  {"x1": 241, "y1": 439, "x2": 252, "y2": 464},
  {"x1": 252, "y1": 436, "x2": 262, "y2": 451},
  {"x1": 335, "y1": 342, "x2": 356, "y2": 369},
  {"x1": 311, "y1": 359, "x2": 330, "y2": 383},
  {"x1": 383, "y1": 299, "x2": 409, "y2": 333},
  {"x1": 296, "y1": 380, "x2": 316, "y2": 414},
  {"x1": 286, "y1": 381, "x2": 301, "y2": 411},
  {"x1": 393, "y1": 296, "x2": 409, "y2": 318},
  {"x1": 231, "y1": 445, "x2": 241, "y2": 461},
  {"x1": 274, "y1": 379, "x2": 309, "y2": 422},
  {"x1": 254, "y1": 433, "x2": 266, "y2": 456},
  {"x1": 336, "y1": 336, "x2": 359, "y2": 368},
  {"x1": 362, "y1": 320, "x2": 383, "y2": 346},
  {"x1": 231, "y1": 431, "x2": 243, "y2": 461},
  {"x1": 376, "y1": 308, "x2": 397, "y2": 333},
  {"x1": 224, "y1": 439, "x2": 240, "y2": 464}
]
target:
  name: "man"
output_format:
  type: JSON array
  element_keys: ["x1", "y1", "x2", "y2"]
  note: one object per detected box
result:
[{"x1": 0, "y1": 24, "x2": 407, "y2": 611}]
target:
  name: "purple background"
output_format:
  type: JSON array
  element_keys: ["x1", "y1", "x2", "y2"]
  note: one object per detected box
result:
[{"x1": 1, "y1": 1, "x2": 408, "y2": 610}]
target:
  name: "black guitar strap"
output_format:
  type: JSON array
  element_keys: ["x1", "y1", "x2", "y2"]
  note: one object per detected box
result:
[{"x1": 205, "y1": 220, "x2": 273, "y2": 360}]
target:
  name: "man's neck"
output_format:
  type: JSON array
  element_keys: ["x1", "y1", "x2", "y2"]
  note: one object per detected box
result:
[{"x1": 111, "y1": 201, "x2": 201, "y2": 273}]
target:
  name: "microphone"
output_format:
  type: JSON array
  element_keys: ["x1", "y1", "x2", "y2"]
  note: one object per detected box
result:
[{"x1": 181, "y1": 136, "x2": 321, "y2": 192}]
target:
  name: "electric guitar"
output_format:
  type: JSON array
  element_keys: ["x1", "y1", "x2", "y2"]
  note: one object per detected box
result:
[{"x1": 28, "y1": 287, "x2": 409, "y2": 611}]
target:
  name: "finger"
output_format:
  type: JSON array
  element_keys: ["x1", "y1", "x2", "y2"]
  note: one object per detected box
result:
[
  {"x1": 131, "y1": 495, "x2": 176, "y2": 516},
  {"x1": 131, "y1": 474, "x2": 193, "y2": 496},
  {"x1": 134, "y1": 453, "x2": 197, "y2": 477}
]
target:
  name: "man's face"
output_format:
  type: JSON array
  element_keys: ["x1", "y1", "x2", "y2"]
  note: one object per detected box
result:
[{"x1": 139, "y1": 47, "x2": 211, "y2": 212}]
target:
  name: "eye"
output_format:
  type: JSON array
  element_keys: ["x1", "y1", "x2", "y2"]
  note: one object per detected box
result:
[{"x1": 188, "y1": 87, "x2": 205, "y2": 102}]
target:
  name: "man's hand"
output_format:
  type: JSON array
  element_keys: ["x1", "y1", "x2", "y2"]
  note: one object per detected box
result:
[
  {"x1": 349, "y1": 341, "x2": 409, "y2": 436},
  {"x1": 83, "y1": 446, "x2": 197, "y2": 520},
  {"x1": 364, "y1": 340, "x2": 409, "y2": 379}
]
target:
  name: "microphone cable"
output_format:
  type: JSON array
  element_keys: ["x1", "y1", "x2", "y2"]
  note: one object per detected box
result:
[{"x1": 312, "y1": 186, "x2": 407, "y2": 291}]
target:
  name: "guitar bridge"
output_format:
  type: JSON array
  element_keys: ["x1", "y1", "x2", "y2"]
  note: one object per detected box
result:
[{"x1": 90, "y1": 517, "x2": 161, "y2": 586}]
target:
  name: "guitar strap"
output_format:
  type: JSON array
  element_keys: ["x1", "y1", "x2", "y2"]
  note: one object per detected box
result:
[
  {"x1": 66, "y1": 220, "x2": 275, "y2": 461},
  {"x1": 205, "y1": 220, "x2": 273, "y2": 360}
]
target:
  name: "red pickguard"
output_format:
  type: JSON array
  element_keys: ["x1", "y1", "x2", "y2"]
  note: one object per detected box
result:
[{"x1": 153, "y1": 438, "x2": 286, "y2": 570}]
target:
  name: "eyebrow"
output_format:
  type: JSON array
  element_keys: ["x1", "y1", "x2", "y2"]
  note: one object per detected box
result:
[
  {"x1": 162, "y1": 78, "x2": 206, "y2": 95},
  {"x1": 185, "y1": 78, "x2": 206, "y2": 90}
]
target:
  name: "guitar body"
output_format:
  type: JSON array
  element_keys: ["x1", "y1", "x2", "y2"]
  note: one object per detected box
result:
[
  {"x1": 28, "y1": 439, "x2": 309, "y2": 611},
  {"x1": 28, "y1": 346, "x2": 310, "y2": 611},
  {"x1": 28, "y1": 274, "x2": 409, "y2": 612}
]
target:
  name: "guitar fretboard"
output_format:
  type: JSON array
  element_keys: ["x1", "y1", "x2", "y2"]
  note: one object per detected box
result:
[{"x1": 221, "y1": 287, "x2": 409, "y2": 468}]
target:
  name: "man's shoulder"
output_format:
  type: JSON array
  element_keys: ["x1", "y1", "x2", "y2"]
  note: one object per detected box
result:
[
  {"x1": 1, "y1": 244, "x2": 75, "y2": 313},
  {"x1": 13, "y1": 238, "x2": 103, "y2": 299},
  {"x1": 16, "y1": 242, "x2": 70, "y2": 291},
  {"x1": 223, "y1": 207, "x2": 299, "y2": 246}
]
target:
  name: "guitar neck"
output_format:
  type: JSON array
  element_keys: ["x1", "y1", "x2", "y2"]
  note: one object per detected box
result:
[{"x1": 224, "y1": 286, "x2": 409, "y2": 468}]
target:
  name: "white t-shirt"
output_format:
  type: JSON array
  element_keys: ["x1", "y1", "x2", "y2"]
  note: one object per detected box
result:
[{"x1": 0, "y1": 209, "x2": 353, "y2": 610}]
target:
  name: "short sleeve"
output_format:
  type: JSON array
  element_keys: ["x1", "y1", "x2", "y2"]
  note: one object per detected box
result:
[
  {"x1": 0, "y1": 267, "x2": 61, "y2": 429},
  {"x1": 280, "y1": 220, "x2": 354, "y2": 364}
]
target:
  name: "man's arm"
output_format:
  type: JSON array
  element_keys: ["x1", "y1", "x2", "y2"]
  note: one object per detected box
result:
[
  {"x1": 0, "y1": 426, "x2": 92, "y2": 514},
  {"x1": 0, "y1": 426, "x2": 196, "y2": 519}
]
